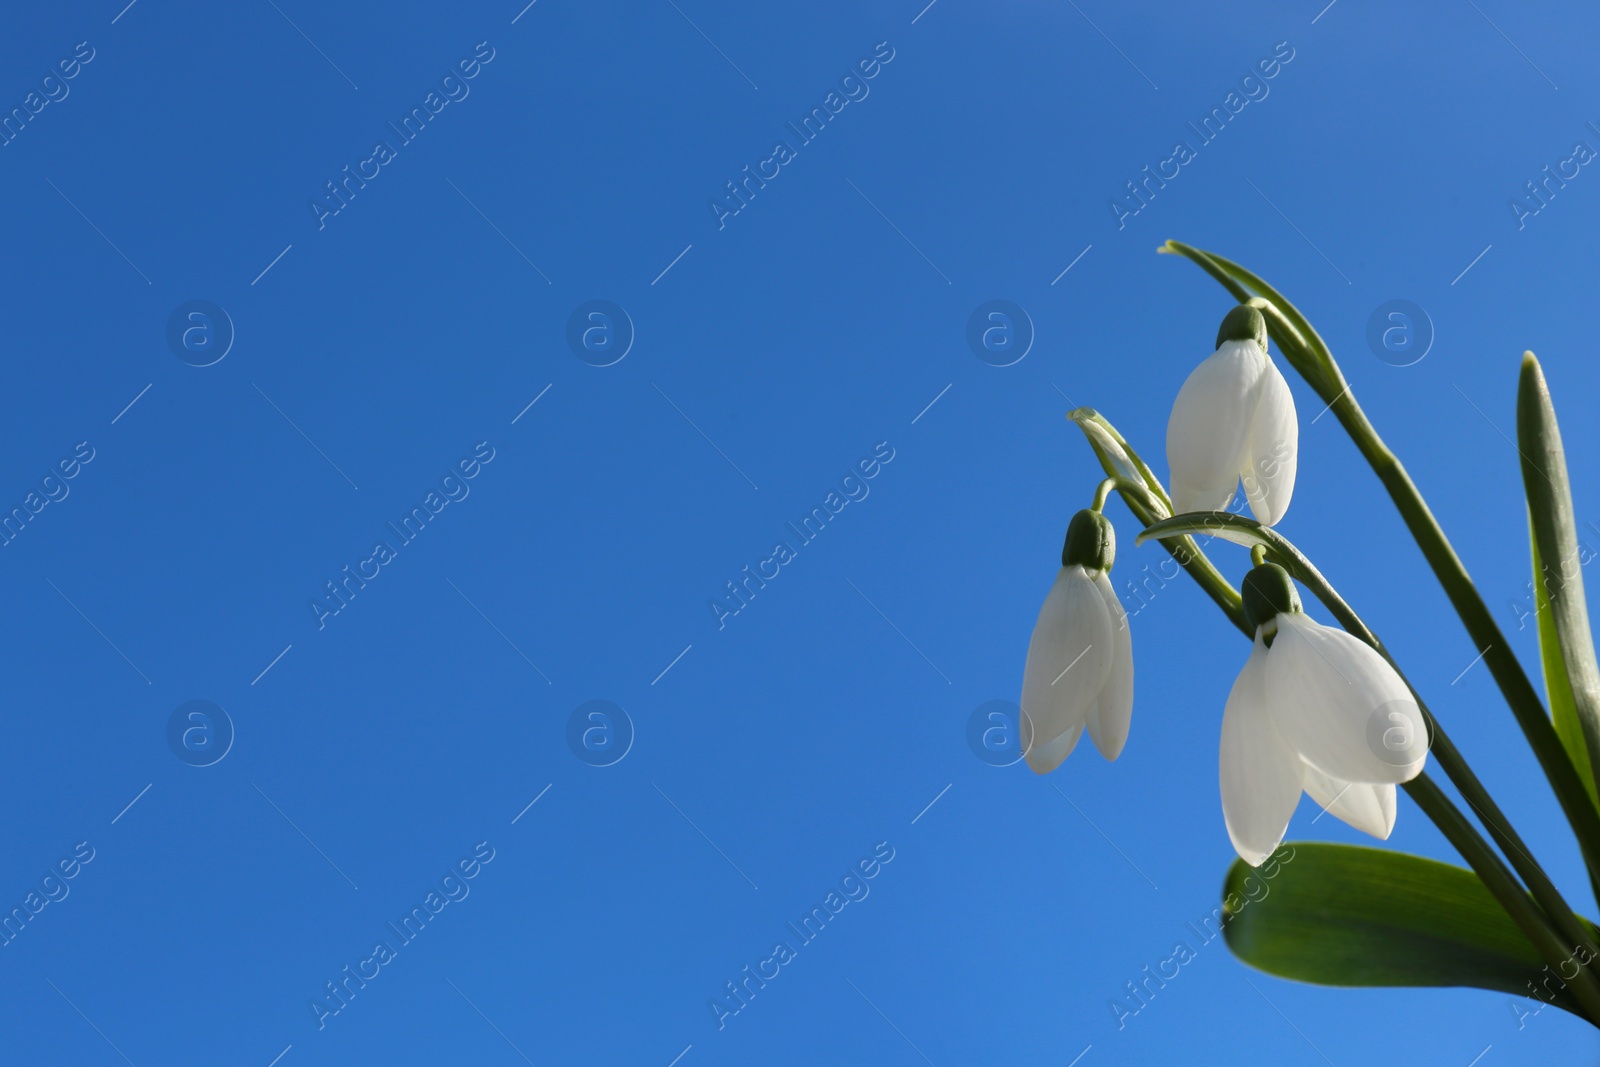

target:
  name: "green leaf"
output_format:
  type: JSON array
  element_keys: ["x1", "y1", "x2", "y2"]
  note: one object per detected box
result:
[
  {"x1": 1519, "y1": 353, "x2": 1600, "y2": 814},
  {"x1": 1534, "y1": 532, "x2": 1599, "y2": 807},
  {"x1": 1223, "y1": 843, "x2": 1584, "y2": 1014}
]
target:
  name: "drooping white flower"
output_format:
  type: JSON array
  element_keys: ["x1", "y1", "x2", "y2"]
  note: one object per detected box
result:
[
  {"x1": 1166, "y1": 306, "x2": 1299, "y2": 526},
  {"x1": 1219, "y1": 563, "x2": 1427, "y2": 865},
  {"x1": 1021, "y1": 509, "x2": 1133, "y2": 774}
]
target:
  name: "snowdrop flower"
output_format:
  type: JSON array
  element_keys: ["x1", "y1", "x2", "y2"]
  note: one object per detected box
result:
[
  {"x1": 1166, "y1": 306, "x2": 1298, "y2": 526},
  {"x1": 1220, "y1": 562, "x2": 1428, "y2": 865},
  {"x1": 1021, "y1": 508, "x2": 1133, "y2": 774}
]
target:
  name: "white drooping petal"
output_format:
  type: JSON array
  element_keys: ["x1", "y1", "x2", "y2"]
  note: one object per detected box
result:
[
  {"x1": 1021, "y1": 566, "x2": 1114, "y2": 774},
  {"x1": 1238, "y1": 356, "x2": 1298, "y2": 527},
  {"x1": 1264, "y1": 613, "x2": 1428, "y2": 784},
  {"x1": 1085, "y1": 570, "x2": 1134, "y2": 761},
  {"x1": 1301, "y1": 763, "x2": 1397, "y2": 840},
  {"x1": 1167, "y1": 340, "x2": 1267, "y2": 515},
  {"x1": 1024, "y1": 721, "x2": 1083, "y2": 775},
  {"x1": 1220, "y1": 634, "x2": 1305, "y2": 866}
]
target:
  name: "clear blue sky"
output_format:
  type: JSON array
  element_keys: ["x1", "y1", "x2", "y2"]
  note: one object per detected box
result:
[{"x1": 2, "y1": 0, "x2": 1598, "y2": 1063}]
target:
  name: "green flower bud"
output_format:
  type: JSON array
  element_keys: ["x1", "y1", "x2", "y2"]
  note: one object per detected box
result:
[
  {"x1": 1061, "y1": 508, "x2": 1116, "y2": 572},
  {"x1": 1216, "y1": 305, "x2": 1268, "y2": 350},
  {"x1": 1241, "y1": 562, "x2": 1302, "y2": 634}
]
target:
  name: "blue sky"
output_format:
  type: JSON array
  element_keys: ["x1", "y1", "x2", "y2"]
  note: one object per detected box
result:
[{"x1": 2, "y1": 0, "x2": 1600, "y2": 1063}]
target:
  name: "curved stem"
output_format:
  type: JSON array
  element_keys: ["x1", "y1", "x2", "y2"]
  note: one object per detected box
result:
[{"x1": 1165, "y1": 241, "x2": 1600, "y2": 883}]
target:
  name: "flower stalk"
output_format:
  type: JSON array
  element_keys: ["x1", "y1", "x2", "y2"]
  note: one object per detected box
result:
[
  {"x1": 1140, "y1": 511, "x2": 1600, "y2": 998},
  {"x1": 1040, "y1": 243, "x2": 1600, "y2": 1022},
  {"x1": 1162, "y1": 240, "x2": 1600, "y2": 886}
]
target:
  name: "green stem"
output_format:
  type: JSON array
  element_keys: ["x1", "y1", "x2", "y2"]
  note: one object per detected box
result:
[
  {"x1": 1164, "y1": 241, "x2": 1600, "y2": 884},
  {"x1": 1428, "y1": 726, "x2": 1600, "y2": 965},
  {"x1": 1331, "y1": 398, "x2": 1600, "y2": 865},
  {"x1": 1405, "y1": 773, "x2": 1600, "y2": 1023}
]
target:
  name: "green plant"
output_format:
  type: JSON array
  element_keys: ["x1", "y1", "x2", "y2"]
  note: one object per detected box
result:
[{"x1": 1023, "y1": 240, "x2": 1600, "y2": 1021}]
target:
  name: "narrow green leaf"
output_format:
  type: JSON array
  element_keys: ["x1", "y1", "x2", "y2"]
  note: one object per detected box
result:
[
  {"x1": 1519, "y1": 353, "x2": 1600, "y2": 816},
  {"x1": 1223, "y1": 843, "x2": 1586, "y2": 1014},
  {"x1": 1535, "y1": 530, "x2": 1598, "y2": 805}
]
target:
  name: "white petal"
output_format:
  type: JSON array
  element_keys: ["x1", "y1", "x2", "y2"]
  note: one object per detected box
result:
[
  {"x1": 1167, "y1": 340, "x2": 1267, "y2": 515},
  {"x1": 1238, "y1": 357, "x2": 1298, "y2": 527},
  {"x1": 1264, "y1": 614, "x2": 1429, "y2": 784},
  {"x1": 1301, "y1": 764, "x2": 1397, "y2": 840},
  {"x1": 1220, "y1": 635, "x2": 1305, "y2": 866},
  {"x1": 1085, "y1": 571, "x2": 1134, "y2": 760},
  {"x1": 1021, "y1": 567, "x2": 1114, "y2": 771},
  {"x1": 1024, "y1": 721, "x2": 1083, "y2": 775}
]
